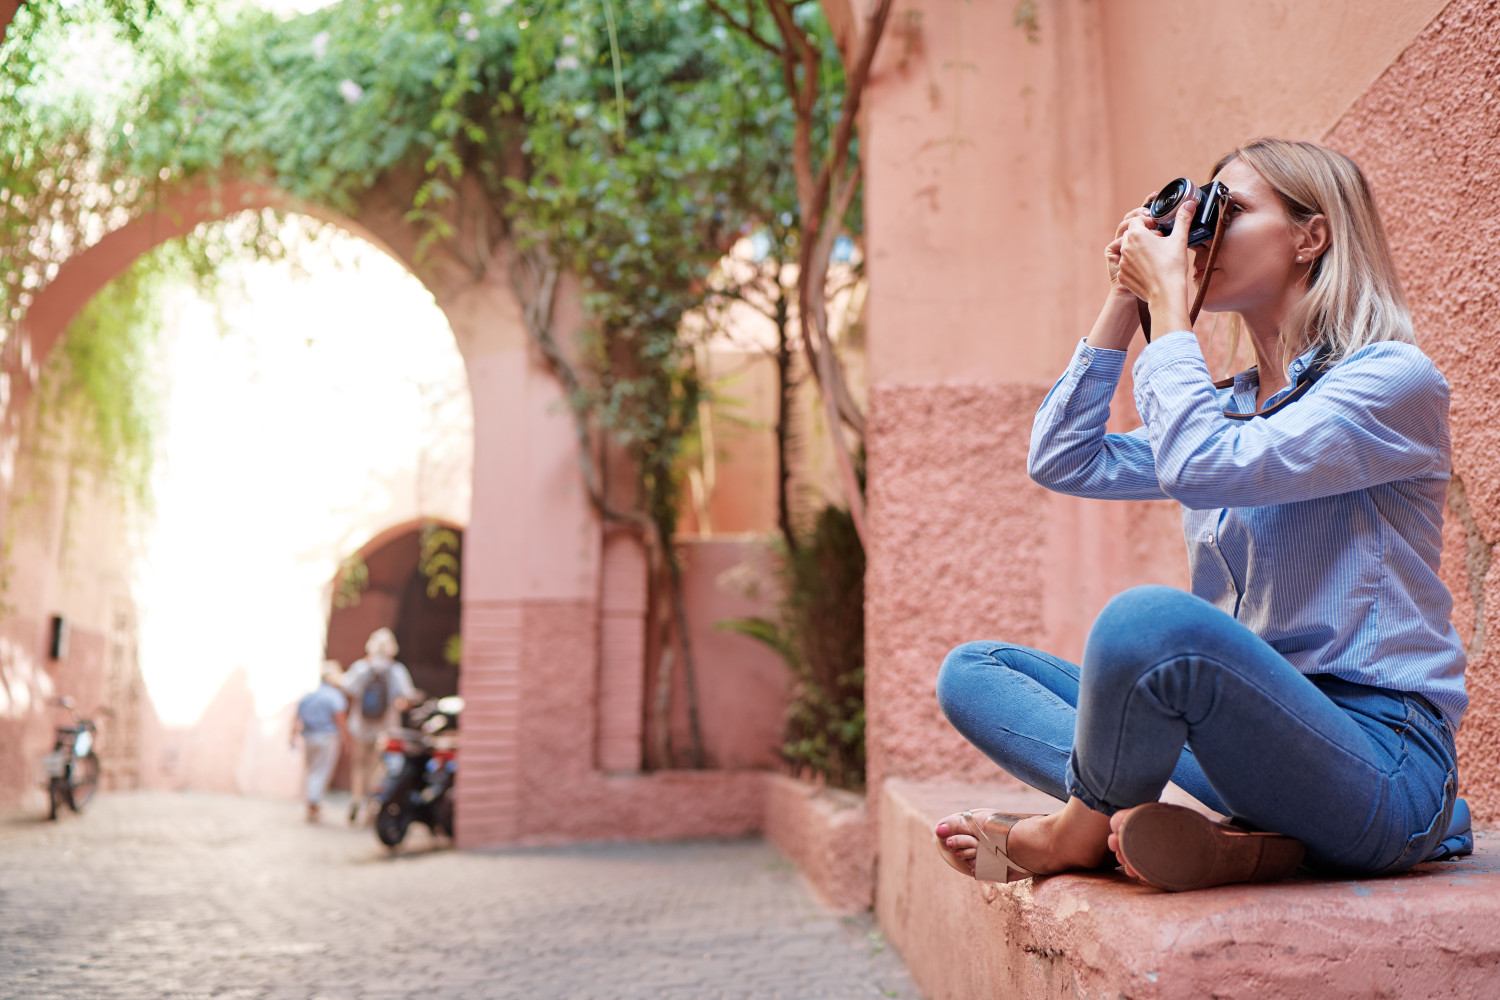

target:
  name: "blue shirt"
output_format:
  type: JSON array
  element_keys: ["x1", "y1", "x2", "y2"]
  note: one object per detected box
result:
[
  {"x1": 297, "y1": 683, "x2": 348, "y2": 735},
  {"x1": 1029, "y1": 330, "x2": 1467, "y2": 729}
]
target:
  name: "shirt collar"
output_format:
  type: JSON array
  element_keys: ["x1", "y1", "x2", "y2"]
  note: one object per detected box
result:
[{"x1": 1229, "y1": 341, "x2": 1324, "y2": 393}]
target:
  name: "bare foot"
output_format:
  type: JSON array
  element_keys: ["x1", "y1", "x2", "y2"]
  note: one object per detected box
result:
[
  {"x1": 934, "y1": 798, "x2": 1112, "y2": 877},
  {"x1": 933, "y1": 812, "x2": 981, "y2": 875}
]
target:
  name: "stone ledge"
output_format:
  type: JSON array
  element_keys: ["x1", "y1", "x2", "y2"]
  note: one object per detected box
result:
[
  {"x1": 763, "y1": 772, "x2": 874, "y2": 913},
  {"x1": 877, "y1": 778, "x2": 1500, "y2": 1000}
]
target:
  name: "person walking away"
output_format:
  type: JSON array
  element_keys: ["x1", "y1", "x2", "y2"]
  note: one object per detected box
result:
[
  {"x1": 341, "y1": 628, "x2": 415, "y2": 824},
  {"x1": 291, "y1": 661, "x2": 349, "y2": 823}
]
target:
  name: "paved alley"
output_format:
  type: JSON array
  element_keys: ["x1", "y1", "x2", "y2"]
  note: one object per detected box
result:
[{"x1": 0, "y1": 792, "x2": 920, "y2": 1000}]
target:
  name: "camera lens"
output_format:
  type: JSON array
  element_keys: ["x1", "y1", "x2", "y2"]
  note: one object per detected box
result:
[{"x1": 1150, "y1": 178, "x2": 1192, "y2": 220}]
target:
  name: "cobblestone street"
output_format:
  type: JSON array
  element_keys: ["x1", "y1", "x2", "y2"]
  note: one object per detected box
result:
[{"x1": 0, "y1": 792, "x2": 920, "y2": 1000}]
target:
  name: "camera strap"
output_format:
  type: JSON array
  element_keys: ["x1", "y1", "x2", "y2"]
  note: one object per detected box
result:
[
  {"x1": 1136, "y1": 194, "x2": 1233, "y2": 344},
  {"x1": 1213, "y1": 343, "x2": 1334, "y2": 420}
]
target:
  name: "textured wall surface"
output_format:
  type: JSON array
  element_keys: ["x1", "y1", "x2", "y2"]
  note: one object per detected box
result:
[
  {"x1": 1326, "y1": 0, "x2": 1500, "y2": 823},
  {"x1": 763, "y1": 773, "x2": 874, "y2": 913},
  {"x1": 880, "y1": 780, "x2": 1500, "y2": 1000},
  {"x1": 865, "y1": 382, "x2": 1051, "y2": 793}
]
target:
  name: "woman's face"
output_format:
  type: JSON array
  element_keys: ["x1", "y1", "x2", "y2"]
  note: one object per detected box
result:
[{"x1": 1194, "y1": 158, "x2": 1311, "y2": 315}]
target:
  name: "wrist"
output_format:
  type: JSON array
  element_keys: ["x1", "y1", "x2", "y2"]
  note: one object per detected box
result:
[{"x1": 1147, "y1": 282, "x2": 1190, "y2": 334}]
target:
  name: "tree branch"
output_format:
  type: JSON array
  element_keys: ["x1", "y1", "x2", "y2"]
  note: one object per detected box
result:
[
  {"x1": 508, "y1": 246, "x2": 651, "y2": 533},
  {"x1": 805, "y1": 162, "x2": 865, "y2": 435},
  {"x1": 704, "y1": 0, "x2": 783, "y2": 55}
]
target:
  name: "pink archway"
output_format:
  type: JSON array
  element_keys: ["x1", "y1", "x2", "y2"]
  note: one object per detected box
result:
[
  {"x1": 8, "y1": 176, "x2": 590, "y2": 845},
  {"x1": 9, "y1": 174, "x2": 771, "y2": 847}
]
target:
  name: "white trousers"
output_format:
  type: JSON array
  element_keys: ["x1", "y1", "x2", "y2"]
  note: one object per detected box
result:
[{"x1": 302, "y1": 731, "x2": 342, "y2": 805}]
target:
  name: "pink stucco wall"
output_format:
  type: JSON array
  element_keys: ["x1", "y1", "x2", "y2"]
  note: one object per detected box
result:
[
  {"x1": 1324, "y1": 0, "x2": 1500, "y2": 822},
  {"x1": 662, "y1": 538, "x2": 789, "y2": 772},
  {"x1": 763, "y1": 772, "x2": 874, "y2": 913},
  {"x1": 0, "y1": 408, "x2": 158, "y2": 809},
  {"x1": 879, "y1": 780, "x2": 1500, "y2": 1000}
]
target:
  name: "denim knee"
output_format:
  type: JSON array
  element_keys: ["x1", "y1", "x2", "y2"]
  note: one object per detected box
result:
[
  {"x1": 1086, "y1": 585, "x2": 1213, "y2": 672},
  {"x1": 936, "y1": 641, "x2": 994, "y2": 721}
]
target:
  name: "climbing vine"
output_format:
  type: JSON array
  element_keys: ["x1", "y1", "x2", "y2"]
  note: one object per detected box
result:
[{"x1": 3, "y1": 0, "x2": 836, "y2": 770}]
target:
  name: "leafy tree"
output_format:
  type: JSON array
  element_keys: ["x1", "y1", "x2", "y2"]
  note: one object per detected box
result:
[
  {"x1": 4, "y1": 0, "x2": 880, "y2": 777},
  {"x1": 708, "y1": 0, "x2": 892, "y2": 547},
  {"x1": 2, "y1": 0, "x2": 817, "y2": 770}
]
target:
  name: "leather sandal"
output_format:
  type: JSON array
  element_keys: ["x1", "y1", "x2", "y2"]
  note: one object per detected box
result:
[
  {"x1": 936, "y1": 809, "x2": 1045, "y2": 883},
  {"x1": 936, "y1": 809, "x2": 1123, "y2": 883},
  {"x1": 1115, "y1": 802, "x2": 1305, "y2": 892}
]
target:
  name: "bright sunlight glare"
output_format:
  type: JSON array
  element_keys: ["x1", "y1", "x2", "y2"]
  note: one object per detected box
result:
[{"x1": 136, "y1": 224, "x2": 471, "y2": 726}]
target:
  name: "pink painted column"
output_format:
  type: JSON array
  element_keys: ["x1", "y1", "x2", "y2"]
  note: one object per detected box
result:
[{"x1": 443, "y1": 264, "x2": 602, "y2": 847}]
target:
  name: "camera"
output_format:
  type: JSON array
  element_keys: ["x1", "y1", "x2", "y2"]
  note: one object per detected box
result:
[{"x1": 1144, "y1": 178, "x2": 1233, "y2": 247}]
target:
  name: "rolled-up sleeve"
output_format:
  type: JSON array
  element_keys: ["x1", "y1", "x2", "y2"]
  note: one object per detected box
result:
[
  {"x1": 1028, "y1": 339, "x2": 1168, "y2": 500},
  {"x1": 1132, "y1": 331, "x2": 1450, "y2": 510}
]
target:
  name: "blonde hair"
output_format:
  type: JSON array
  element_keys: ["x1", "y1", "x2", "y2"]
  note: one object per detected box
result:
[
  {"x1": 366, "y1": 627, "x2": 399, "y2": 659},
  {"x1": 1213, "y1": 138, "x2": 1414, "y2": 371}
]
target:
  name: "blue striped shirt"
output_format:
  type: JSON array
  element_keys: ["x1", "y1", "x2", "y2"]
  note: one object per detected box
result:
[{"x1": 1029, "y1": 330, "x2": 1467, "y2": 729}]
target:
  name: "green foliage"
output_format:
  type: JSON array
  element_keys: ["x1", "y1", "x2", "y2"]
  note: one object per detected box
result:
[
  {"x1": 721, "y1": 503, "x2": 866, "y2": 789},
  {"x1": 5, "y1": 1, "x2": 867, "y2": 774},
  {"x1": 117, "y1": 1, "x2": 523, "y2": 217},
  {"x1": 503, "y1": 1, "x2": 827, "y2": 546},
  {"x1": 333, "y1": 553, "x2": 370, "y2": 610},
  {"x1": 30, "y1": 251, "x2": 177, "y2": 506}
]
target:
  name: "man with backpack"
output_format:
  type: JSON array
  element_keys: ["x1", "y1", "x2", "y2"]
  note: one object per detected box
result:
[
  {"x1": 290, "y1": 661, "x2": 350, "y2": 823},
  {"x1": 340, "y1": 627, "x2": 416, "y2": 825}
]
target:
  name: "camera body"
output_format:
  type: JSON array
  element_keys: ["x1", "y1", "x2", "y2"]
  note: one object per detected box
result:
[{"x1": 1145, "y1": 178, "x2": 1233, "y2": 247}]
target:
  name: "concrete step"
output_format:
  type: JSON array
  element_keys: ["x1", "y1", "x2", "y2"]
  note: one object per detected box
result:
[{"x1": 878, "y1": 778, "x2": 1500, "y2": 1000}]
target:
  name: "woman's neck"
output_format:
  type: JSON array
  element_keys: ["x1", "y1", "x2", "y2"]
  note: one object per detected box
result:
[{"x1": 1240, "y1": 294, "x2": 1308, "y2": 407}]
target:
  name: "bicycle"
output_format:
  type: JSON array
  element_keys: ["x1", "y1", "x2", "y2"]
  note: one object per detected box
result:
[{"x1": 41, "y1": 697, "x2": 100, "y2": 820}]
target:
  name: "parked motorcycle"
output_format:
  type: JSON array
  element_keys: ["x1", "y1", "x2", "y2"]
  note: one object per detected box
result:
[
  {"x1": 42, "y1": 697, "x2": 100, "y2": 821},
  {"x1": 372, "y1": 695, "x2": 461, "y2": 847}
]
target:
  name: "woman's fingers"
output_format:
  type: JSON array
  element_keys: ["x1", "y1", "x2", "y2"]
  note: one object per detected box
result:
[
  {"x1": 1115, "y1": 205, "x2": 1154, "y2": 239},
  {"x1": 1170, "y1": 196, "x2": 1196, "y2": 245},
  {"x1": 1117, "y1": 206, "x2": 1186, "y2": 301}
]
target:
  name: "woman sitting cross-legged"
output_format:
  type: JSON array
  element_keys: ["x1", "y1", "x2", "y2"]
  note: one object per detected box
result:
[{"x1": 934, "y1": 138, "x2": 1472, "y2": 892}]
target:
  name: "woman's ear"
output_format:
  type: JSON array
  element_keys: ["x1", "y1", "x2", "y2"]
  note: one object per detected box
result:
[{"x1": 1297, "y1": 214, "x2": 1331, "y2": 262}]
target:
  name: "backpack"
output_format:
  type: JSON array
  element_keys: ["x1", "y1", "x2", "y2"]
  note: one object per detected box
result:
[{"x1": 360, "y1": 666, "x2": 390, "y2": 720}]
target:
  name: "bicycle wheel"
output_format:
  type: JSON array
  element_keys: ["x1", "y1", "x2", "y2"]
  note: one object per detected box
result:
[
  {"x1": 48, "y1": 778, "x2": 62, "y2": 821},
  {"x1": 69, "y1": 753, "x2": 100, "y2": 811}
]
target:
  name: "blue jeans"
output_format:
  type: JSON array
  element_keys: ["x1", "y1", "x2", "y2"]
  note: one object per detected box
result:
[{"x1": 936, "y1": 585, "x2": 1461, "y2": 874}]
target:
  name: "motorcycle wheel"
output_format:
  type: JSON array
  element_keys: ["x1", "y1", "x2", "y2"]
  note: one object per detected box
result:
[
  {"x1": 374, "y1": 800, "x2": 411, "y2": 847},
  {"x1": 432, "y1": 794, "x2": 455, "y2": 838},
  {"x1": 69, "y1": 753, "x2": 100, "y2": 811}
]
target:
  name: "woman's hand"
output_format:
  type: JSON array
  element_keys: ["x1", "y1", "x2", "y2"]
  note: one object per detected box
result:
[
  {"x1": 1115, "y1": 196, "x2": 1195, "y2": 334},
  {"x1": 1104, "y1": 202, "x2": 1156, "y2": 298},
  {"x1": 1086, "y1": 200, "x2": 1168, "y2": 351}
]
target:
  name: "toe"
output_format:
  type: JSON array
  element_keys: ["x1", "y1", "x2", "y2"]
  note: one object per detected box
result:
[{"x1": 936, "y1": 812, "x2": 975, "y2": 838}]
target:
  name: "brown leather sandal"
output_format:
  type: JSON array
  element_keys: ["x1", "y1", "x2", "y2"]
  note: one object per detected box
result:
[
  {"x1": 1115, "y1": 803, "x2": 1305, "y2": 892},
  {"x1": 935, "y1": 809, "x2": 1046, "y2": 883}
]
